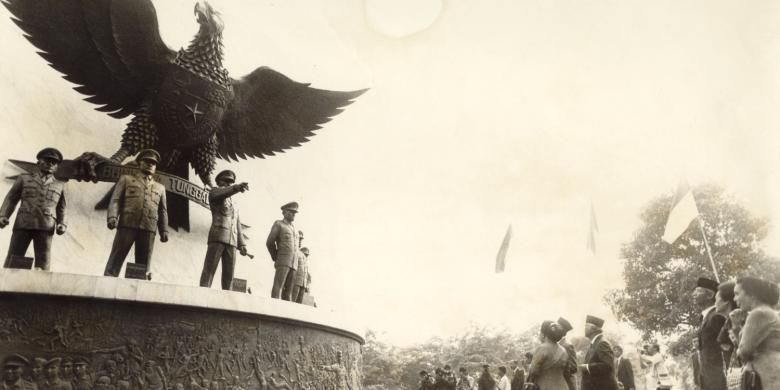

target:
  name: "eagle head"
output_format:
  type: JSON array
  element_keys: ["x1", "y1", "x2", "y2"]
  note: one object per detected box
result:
[{"x1": 194, "y1": 1, "x2": 223, "y2": 35}]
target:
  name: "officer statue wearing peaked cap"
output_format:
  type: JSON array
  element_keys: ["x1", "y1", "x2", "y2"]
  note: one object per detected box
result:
[
  {"x1": 1, "y1": 147, "x2": 67, "y2": 270},
  {"x1": 199, "y1": 169, "x2": 250, "y2": 290},
  {"x1": 266, "y1": 201, "x2": 300, "y2": 300},
  {"x1": 103, "y1": 149, "x2": 168, "y2": 278}
]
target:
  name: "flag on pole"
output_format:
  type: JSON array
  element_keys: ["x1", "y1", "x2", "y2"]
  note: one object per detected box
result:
[
  {"x1": 586, "y1": 201, "x2": 599, "y2": 253},
  {"x1": 495, "y1": 224, "x2": 512, "y2": 273},
  {"x1": 662, "y1": 179, "x2": 699, "y2": 243}
]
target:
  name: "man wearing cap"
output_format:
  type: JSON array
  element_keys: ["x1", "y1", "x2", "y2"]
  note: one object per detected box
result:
[
  {"x1": 579, "y1": 315, "x2": 618, "y2": 390},
  {"x1": 509, "y1": 360, "x2": 524, "y2": 390},
  {"x1": 1, "y1": 147, "x2": 67, "y2": 270},
  {"x1": 266, "y1": 202, "x2": 300, "y2": 300},
  {"x1": 44, "y1": 357, "x2": 72, "y2": 390},
  {"x1": 104, "y1": 149, "x2": 168, "y2": 277},
  {"x1": 2, "y1": 354, "x2": 36, "y2": 390},
  {"x1": 693, "y1": 277, "x2": 727, "y2": 390},
  {"x1": 199, "y1": 169, "x2": 249, "y2": 290},
  {"x1": 556, "y1": 317, "x2": 578, "y2": 390}
]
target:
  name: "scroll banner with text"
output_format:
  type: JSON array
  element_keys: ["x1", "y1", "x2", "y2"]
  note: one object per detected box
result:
[{"x1": 8, "y1": 159, "x2": 210, "y2": 209}]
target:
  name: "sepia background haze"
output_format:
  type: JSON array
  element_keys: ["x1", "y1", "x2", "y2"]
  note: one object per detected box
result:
[{"x1": 1, "y1": 0, "x2": 780, "y2": 346}]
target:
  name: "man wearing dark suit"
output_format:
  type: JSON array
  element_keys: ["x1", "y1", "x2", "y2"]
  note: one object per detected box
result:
[
  {"x1": 509, "y1": 360, "x2": 524, "y2": 390},
  {"x1": 693, "y1": 277, "x2": 727, "y2": 390},
  {"x1": 557, "y1": 317, "x2": 579, "y2": 390},
  {"x1": 614, "y1": 345, "x2": 635, "y2": 390},
  {"x1": 578, "y1": 315, "x2": 618, "y2": 390}
]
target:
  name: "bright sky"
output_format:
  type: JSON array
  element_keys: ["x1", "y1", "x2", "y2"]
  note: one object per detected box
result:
[{"x1": 1, "y1": 0, "x2": 780, "y2": 346}]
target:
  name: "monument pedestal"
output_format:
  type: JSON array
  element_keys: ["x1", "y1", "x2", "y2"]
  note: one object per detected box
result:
[{"x1": 0, "y1": 269, "x2": 363, "y2": 390}]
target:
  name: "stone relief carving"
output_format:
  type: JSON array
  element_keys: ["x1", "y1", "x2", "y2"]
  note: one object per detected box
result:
[{"x1": 0, "y1": 296, "x2": 362, "y2": 390}]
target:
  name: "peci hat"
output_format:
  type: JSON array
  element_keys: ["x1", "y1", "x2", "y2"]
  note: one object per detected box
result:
[
  {"x1": 37, "y1": 147, "x2": 63, "y2": 163},
  {"x1": 215, "y1": 170, "x2": 236, "y2": 183},
  {"x1": 3, "y1": 354, "x2": 29, "y2": 367},
  {"x1": 135, "y1": 149, "x2": 161, "y2": 164},
  {"x1": 697, "y1": 277, "x2": 719, "y2": 292},
  {"x1": 585, "y1": 315, "x2": 605, "y2": 328},
  {"x1": 281, "y1": 202, "x2": 299, "y2": 213},
  {"x1": 557, "y1": 317, "x2": 573, "y2": 333}
]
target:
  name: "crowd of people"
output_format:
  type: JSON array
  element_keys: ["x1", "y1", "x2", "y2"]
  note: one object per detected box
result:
[{"x1": 416, "y1": 275, "x2": 780, "y2": 390}]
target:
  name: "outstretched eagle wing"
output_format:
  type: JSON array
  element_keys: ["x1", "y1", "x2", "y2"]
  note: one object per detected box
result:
[
  {"x1": 218, "y1": 66, "x2": 367, "y2": 161},
  {"x1": 2, "y1": 0, "x2": 175, "y2": 118}
]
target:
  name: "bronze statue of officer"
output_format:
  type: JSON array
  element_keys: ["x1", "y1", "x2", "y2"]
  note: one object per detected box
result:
[
  {"x1": 104, "y1": 149, "x2": 168, "y2": 277},
  {"x1": 199, "y1": 169, "x2": 249, "y2": 290},
  {"x1": 266, "y1": 202, "x2": 300, "y2": 300},
  {"x1": 0, "y1": 147, "x2": 67, "y2": 270}
]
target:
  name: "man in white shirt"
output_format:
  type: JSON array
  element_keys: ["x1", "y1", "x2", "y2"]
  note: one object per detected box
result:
[
  {"x1": 496, "y1": 366, "x2": 510, "y2": 390},
  {"x1": 639, "y1": 344, "x2": 672, "y2": 390}
]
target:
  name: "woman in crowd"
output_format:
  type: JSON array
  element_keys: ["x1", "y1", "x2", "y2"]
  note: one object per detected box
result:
[
  {"x1": 526, "y1": 320, "x2": 568, "y2": 390},
  {"x1": 734, "y1": 276, "x2": 780, "y2": 388},
  {"x1": 714, "y1": 280, "x2": 738, "y2": 367}
]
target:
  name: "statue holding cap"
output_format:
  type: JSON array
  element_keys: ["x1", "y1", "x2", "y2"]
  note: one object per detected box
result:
[
  {"x1": 3, "y1": 354, "x2": 36, "y2": 390},
  {"x1": 693, "y1": 277, "x2": 727, "y2": 390},
  {"x1": 103, "y1": 149, "x2": 169, "y2": 278},
  {"x1": 578, "y1": 315, "x2": 618, "y2": 390},
  {"x1": 1, "y1": 147, "x2": 67, "y2": 270},
  {"x1": 293, "y1": 245, "x2": 311, "y2": 304},
  {"x1": 199, "y1": 169, "x2": 250, "y2": 290},
  {"x1": 266, "y1": 202, "x2": 300, "y2": 300}
]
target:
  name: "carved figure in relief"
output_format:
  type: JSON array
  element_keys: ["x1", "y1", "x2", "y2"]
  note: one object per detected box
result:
[
  {"x1": 140, "y1": 361, "x2": 166, "y2": 390},
  {"x1": 95, "y1": 360, "x2": 119, "y2": 385},
  {"x1": 60, "y1": 358, "x2": 75, "y2": 383},
  {"x1": 94, "y1": 376, "x2": 115, "y2": 390},
  {"x1": 2, "y1": 354, "x2": 36, "y2": 390},
  {"x1": 30, "y1": 357, "x2": 47, "y2": 389},
  {"x1": 72, "y1": 357, "x2": 94, "y2": 390},
  {"x1": 321, "y1": 352, "x2": 350, "y2": 390},
  {"x1": 266, "y1": 373, "x2": 291, "y2": 390},
  {"x1": 43, "y1": 357, "x2": 74, "y2": 390}
]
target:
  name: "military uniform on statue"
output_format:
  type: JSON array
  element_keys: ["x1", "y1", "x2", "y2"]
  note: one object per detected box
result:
[
  {"x1": 103, "y1": 149, "x2": 169, "y2": 277},
  {"x1": 266, "y1": 202, "x2": 300, "y2": 300},
  {"x1": 694, "y1": 277, "x2": 727, "y2": 390},
  {"x1": 0, "y1": 148, "x2": 67, "y2": 270},
  {"x1": 199, "y1": 170, "x2": 249, "y2": 290}
]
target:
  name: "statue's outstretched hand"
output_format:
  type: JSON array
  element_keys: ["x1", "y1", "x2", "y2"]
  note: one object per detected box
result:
[
  {"x1": 107, "y1": 218, "x2": 117, "y2": 230},
  {"x1": 0, "y1": 217, "x2": 8, "y2": 228},
  {"x1": 74, "y1": 152, "x2": 111, "y2": 183},
  {"x1": 160, "y1": 231, "x2": 169, "y2": 242},
  {"x1": 56, "y1": 224, "x2": 67, "y2": 235}
]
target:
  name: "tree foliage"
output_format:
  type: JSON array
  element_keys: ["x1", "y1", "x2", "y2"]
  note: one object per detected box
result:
[
  {"x1": 362, "y1": 326, "x2": 539, "y2": 390},
  {"x1": 606, "y1": 184, "x2": 779, "y2": 349}
]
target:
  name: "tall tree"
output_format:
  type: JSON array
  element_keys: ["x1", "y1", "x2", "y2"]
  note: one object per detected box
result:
[{"x1": 606, "y1": 184, "x2": 778, "y2": 342}]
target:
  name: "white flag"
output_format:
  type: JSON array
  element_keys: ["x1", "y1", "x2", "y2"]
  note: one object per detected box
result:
[
  {"x1": 662, "y1": 180, "x2": 699, "y2": 243},
  {"x1": 495, "y1": 224, "x2": 512, "y2": 273}
]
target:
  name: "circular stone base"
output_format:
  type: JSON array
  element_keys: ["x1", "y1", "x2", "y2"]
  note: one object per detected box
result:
[{"x1": 0, "y1": 269, "x2": 363, "y2": 390}]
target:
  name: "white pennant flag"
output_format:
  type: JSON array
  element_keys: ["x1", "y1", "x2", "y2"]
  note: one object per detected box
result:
[{"x1": 662, "y1": 180, "x2": 699, "y2": 243}]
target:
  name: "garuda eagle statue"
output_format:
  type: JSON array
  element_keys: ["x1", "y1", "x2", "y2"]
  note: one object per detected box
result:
[{"x1": 3, "y1": 0, "x2": 366, "y2": 230}]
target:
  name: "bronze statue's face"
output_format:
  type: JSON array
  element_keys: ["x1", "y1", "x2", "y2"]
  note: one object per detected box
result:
[
  {"x1": 216, "y1": 178, "x2": 233, "y2": 187},
  {"x1": 283, "y1": 209, "x2": 297, "y2": 222},
  {"x1": 37, "y1": 158, "x2": 59, "y2": 174},
  {"x1": 3, "y1": 364, "x2": 22, "y2": 383},
  {"x1": 138, "y1": 159, "x2": 157, "y2": 175}
]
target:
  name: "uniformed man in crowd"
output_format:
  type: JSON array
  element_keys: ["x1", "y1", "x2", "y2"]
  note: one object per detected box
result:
[
  {"x1": 293, "y1": 246, "x2": 311, "y2": 303},
  {"x1": 104, "y1": 149, "x2": 168, "y2": 278},
  {"x1": 199, "y1": 169, "x2": 249, "y2": 290},
  {"x1": 266, "y1": 202, "x2": 300, "y2": 300},
  {"x1": 0, "y1": 147, "x2": 67, "y2": 270},
  {"x1": 2, "y1": 354, "x2": 36, "y2": 390}
]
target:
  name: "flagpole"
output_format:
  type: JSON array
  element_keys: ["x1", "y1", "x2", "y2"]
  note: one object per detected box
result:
[{"x1": 697, "y1": 216, "x2": 720, "y2": 283}]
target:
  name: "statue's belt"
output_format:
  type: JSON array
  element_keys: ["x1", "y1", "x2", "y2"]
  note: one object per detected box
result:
[{"x1": 8, "y1": 160, "x2": 210, "y2": 209}]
